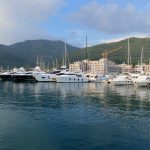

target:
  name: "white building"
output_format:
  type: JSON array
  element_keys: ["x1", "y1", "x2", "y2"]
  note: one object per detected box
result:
[{"x1": 69, "y1": 59, "x2": 121, "y2": 74}]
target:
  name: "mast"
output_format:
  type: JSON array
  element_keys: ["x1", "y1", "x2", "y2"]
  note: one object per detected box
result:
[
  {"x1": 64, "y1": 43, "x2": 67, "y2": 68},
  {"x1": 86, "y1": 35, "x2": 88, "y2": 59},
  {"x1": 141, "y1": 46, "x2": 144, "y2": 65},
  {"x1": 62, "y1": 57, "x2": 64, "y2": 67},
  {"x1": 56, "y1": 58, "x2": 58, "y2": 69},
  {"x1": 85, "y1": 35, "x2": 88, "y2": 72},
  {"x1": 53, "y1": 60, "x2": 55, "y2": 69},
  {"x1": 36, "y1": 55, "x2": 39, "y2": 66},
  {"x1": 127, "y1": 38, "x2": 130, "y2": 66}
]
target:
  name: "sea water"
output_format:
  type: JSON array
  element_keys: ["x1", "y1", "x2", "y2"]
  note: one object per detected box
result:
[{"x1": 0, "y1": 81, "x2": 150, "y2": 150}]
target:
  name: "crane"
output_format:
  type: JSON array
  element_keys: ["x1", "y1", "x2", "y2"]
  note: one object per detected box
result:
[{"x1": 101, "y1": 47, "x2": 122, "y2": 59}]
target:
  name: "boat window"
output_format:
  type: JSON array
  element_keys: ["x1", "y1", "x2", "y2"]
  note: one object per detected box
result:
[
  {"x1": 51, "y1": 71, "x2": 60, "y2": 74},
  {"x1": 76, "y1": 75, "x2": 82, "y2": 77},
  {"x1": 66, "y1": 74, "x2": 76, "y2": 75},
  {"x1": 42, "y1": 77, "x2": 45, "y2": 79},
  {"x1": 57, "y1": 73, "x2": 64, "y2": 75}
]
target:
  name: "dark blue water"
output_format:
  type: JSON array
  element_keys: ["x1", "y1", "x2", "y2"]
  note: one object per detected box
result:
[{"x1": 0, "y1": 81, "x2": 150, "y2": 150}]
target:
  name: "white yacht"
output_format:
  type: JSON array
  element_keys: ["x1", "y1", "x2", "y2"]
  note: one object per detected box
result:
[
  {"x1": 134, "y1": 75, "x2": 150, "y2": 87},
  {"x1": 34, "y1": 72, "x2": 57, "y2": 82},
  {"x1": 12, "y1": 66, "x2": 45, "y2": 82},
  {"x1": 130, "y1": 73, "x2": 141, "y2": 81},
  {"x1": 89, "y1": 74, "x2": 111, "y2": 83},
  {"x1": 111, "y1": 74, "x2": 134, "y2": 85},
  {"x1": 33, "y1": 69, "x2": 69, "y2": 82},
  {"x1": 56, "y1": 72, "x2": 90, "y2": 83},
  {"x1": 31, "y1": 66, "x2": 45, "y2": 76}
]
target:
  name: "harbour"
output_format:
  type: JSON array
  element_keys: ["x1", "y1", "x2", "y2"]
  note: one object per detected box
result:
[
  {"x1": 0, "y1": 81, "x2": 150, "y2": 150},
  {"x1": 1, "y1": 0, "x2": 150, "y2": 149}
]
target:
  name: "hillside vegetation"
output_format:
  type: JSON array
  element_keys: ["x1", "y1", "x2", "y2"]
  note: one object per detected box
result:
[
  {"x1": 69, "y1": 37, "x2": 150, "y2": 65},
  {"x1": 0, "y1": 37, "x2": 150, "y2": 68},
  {"x1": 0, "y1": 40, "x2": 79, "y2": 67}
]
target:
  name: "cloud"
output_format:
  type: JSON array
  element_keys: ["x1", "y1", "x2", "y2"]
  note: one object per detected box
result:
[
  {"x1": 67, "y1": 1, "x2": 150, "y2": 35},
  {"x1": 0, "y1": 0, "x2": 65, "y2": 44},
  {"x1": 67, "y1": 29, "x2": 86, "y2": 39}
]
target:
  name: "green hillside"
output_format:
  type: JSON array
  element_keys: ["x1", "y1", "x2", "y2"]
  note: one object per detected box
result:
[
  {"x1": 0, "y1": 37, "x2": 150, "y2": 68},
  {"x1": 69, "y1": 37, "x2": 150, "y2": 65},
  {"x1": 0, "y1": 40, "x2": 79, "y2": 67}
]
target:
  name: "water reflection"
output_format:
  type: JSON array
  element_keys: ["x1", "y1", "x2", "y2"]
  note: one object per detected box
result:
[
  {"x1": 0, "y1": 81, "x2": 150, "y2": 111},
  {"x1": 1, "y1": 81, "x2": 150, "y2": 150}
]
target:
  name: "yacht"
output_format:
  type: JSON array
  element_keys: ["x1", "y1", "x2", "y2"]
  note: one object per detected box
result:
[
  {"x1": 0, "y1": 66, "x2": 45, "y2": 82},
  {"x1": 34, "y1": 42, "x2": 71, "y2": 82},
  {"x1": 134, "y1": 75, "x2": 150, "y2": 87},
  {"x1": 0, "y1": 68, "x2": 19, "y2": 81},
  {"x1": 11, "y1": 67, "x2": 35, "y2": 82},
  {"x1": 111, "y1": 74, "x2": 134, "y2": 85},
  {"x1": 31, "y1": 66, "x2": 45, "y2": 76},
  {"x1": 89, "y1": 74, "x2": 111, "y2": 83},
  {"x1": 33, "y1": 69, "x2": 69, "y2": 82},
  {"x1": 56, "y1": 72, "x2": 90, "y2": 83}
]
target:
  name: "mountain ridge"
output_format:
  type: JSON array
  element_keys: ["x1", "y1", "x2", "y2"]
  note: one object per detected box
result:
[
  {"x1": 0, "y1": 39, "x2": 80, "y2": 67},
  {"x1": 0, "y1": 37, "x2": 150, "y2": 68},
  {"x1": 69, "y1": 37, "x2": 150, "y2": 65}
]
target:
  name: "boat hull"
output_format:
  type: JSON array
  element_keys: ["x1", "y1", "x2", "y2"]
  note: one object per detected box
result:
[
  {"x1": 56, "y1": 76, "x2": 89, "y2": 83},
  {"x1": 34, "y1": 74, "x2": 56, "y2": 82},
  {"x1": 112, "y1": 81, "x2": 134, "y2": 86},
  {"x1": 135, "y1": 81, "x2": 150, "y2": 87}
]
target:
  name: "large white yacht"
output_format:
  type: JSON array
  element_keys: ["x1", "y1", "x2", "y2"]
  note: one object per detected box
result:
[
  {"x1": 89, "y1": 74, "x2": 111, "y2": 83},
  {"x1": 33, "y1": 69, "x2": 69, "y2": 82},
  {"x1": 111, "y1": 74, "x2": 134, "y2": 85},
  {"x1": 134, "y1": 75, "x2": 150, "y2": 87},
  {"x1": 56, "y1": 72, "x2": 90, "y2": 83}
]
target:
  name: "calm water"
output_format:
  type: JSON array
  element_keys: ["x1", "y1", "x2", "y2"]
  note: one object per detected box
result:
[{"x1": 0, "y1": 81, "x2": 150, "y2": 150}]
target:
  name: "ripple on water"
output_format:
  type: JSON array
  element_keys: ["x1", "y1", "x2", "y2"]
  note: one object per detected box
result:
[{"x1": 0, "y1": 82, "x2": 150, "y2": 149}]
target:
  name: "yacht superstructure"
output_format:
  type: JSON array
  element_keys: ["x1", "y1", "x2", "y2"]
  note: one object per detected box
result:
[
  {"x1": 134, "y1": 75, "x2": 150, "y2": 87},
  {"x1": 111, "y1": 74, "x2": 134, "y2": 85}
]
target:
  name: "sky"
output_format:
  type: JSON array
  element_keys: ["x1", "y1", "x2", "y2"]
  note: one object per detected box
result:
[{"x1": 1, "y1": 0, "x2": 150, "y2": 47}]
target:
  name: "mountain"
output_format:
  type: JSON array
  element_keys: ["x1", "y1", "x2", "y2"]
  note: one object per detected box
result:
[
  {"x1": 69, "y1": 37, "x2": 150, "y2": 65},
  {"x1": 0, "y1": 40, "x2": 80, "y2": 67},
  {"x1": 0, "y1": 37, "x2": 150, "y2": 68}
]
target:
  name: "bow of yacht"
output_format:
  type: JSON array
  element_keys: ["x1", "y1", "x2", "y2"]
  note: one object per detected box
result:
[
  {"x1": 134, "y1": 75, "x2": 150, "y2": 87},
  {"x1": 111, "y1": 74, "x2": 134, "y2": 85}
]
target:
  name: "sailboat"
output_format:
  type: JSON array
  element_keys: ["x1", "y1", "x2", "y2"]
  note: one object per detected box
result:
[
  {"x1": 111, "y1": 38, "x2": 134, "y2": 85},
  {"x1": 56, "y1": 37, "x2": 90, "y2": 83},
  {"x1": 33, "y1": 43, "x2": 69, "y2": 82},
  {"x1": 134, "y1": 46, "x2": 150, "y2": 87}
]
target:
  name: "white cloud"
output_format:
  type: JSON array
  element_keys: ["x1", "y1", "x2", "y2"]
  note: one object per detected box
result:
[
  {"x1": 0, "y1": 0, "x2": 65, "y2": 44},
  {"x1": 67, "y1": 1, "x2": 150, "y2": 35},
  {"x1": 103, "y1": 34, "x2": 150, "y2": 44}
]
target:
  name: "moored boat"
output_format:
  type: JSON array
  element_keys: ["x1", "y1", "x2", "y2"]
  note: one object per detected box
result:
[
  {"x1": 134, "y1": 75, "x2": 150, "y2": 87},
  {"x1": 56, "y1": 72, "x2": 90, "y2": 83},
  {"x1": 111, "y1": 74, "x2": 134, "y2": 85}
]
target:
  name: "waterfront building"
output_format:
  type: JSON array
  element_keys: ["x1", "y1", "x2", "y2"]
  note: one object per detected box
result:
[
  {"x1": 143, "y1": 64, "x2": 150, "y2": 74},
  {"x1": 119, "y1": 64, "x2": 133, "y2": 73},
  {"x1": 69, "y1": 59, "x2": 121, "y2": 74},
  {"x1": 135, "y1": 64, "x2": 150, "y2": 74}
]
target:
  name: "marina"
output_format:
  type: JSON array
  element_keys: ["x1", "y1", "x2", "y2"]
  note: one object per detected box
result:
[
  {"x1": 0, "y1": 82, "x2": 150, "y2": 149},
  {"x1": 1, "y1": 0, "x2": 150, "y2": 149}
]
